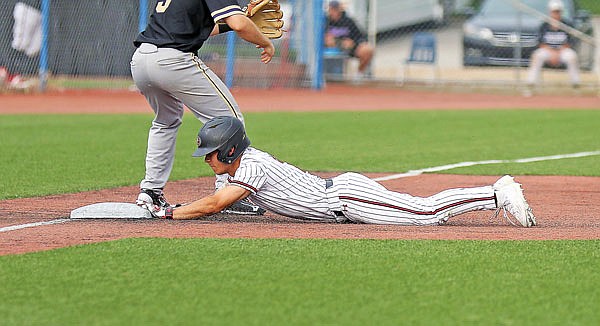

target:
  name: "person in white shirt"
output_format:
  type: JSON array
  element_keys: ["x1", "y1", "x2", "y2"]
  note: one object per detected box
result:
[{"x1": 142, "y1": 116, "x2": 536, "y2": 227}]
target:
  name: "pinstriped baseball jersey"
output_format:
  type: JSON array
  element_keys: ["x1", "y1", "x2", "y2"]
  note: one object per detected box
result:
[
  {"x1": 229, "y1": 148, "x2": 335, "y2": 221},
  {"x1": 228, "y1": 148, "x2": 498, "y2": 225}
]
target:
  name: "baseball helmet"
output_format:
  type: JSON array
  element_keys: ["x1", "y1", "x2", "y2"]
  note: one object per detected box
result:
[{"x1": 192, "y1": 116, "x2": 250, "y2": 164}]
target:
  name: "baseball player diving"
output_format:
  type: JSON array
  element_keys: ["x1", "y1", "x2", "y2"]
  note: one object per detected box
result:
[
  {"x1": 131, "y1": 0, "x2": 284, "y2": 215},
  {"x1": 140, "y1": 116, "x2": 537, "y2": 227}
]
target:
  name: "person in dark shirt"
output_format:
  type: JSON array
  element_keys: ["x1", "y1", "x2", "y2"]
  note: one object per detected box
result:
[
  {"x1": 131, "y1": 0, "x2": 274, "y2": 215},
  {"x1": 325, "y1": 1, "x2": 374, "y2": 75},
  {"x1": 526, "y1": 0, "x2": 580, "y2": 89}
]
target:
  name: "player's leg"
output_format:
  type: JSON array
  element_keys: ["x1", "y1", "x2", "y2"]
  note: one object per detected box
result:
[
  {"x1": 334, "y1": 173, "x2": 496, "y2": 225},
  {"x1": 174, "y1": 54, "x2": 244, "y2": 124},
  {"x1": 353, "y1": 42, "x2": 374, "y2": 73},
  {"x1": 527, "y1": 48, "x2": 550, "y2": 85},
  {"x1": 141, "y1": 91, "x2": 185, "y2": 190},
  {"x1": 559, "y1": 48, "x2": 580, "y2": 86},
  {"x1": 131, "y1": 45, "x2": 186, "y2": 207}
]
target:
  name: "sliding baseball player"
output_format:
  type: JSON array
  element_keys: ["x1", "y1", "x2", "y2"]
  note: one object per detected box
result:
[{"x1": 140, "y1": 116, "x2": 537, "y2": 227}]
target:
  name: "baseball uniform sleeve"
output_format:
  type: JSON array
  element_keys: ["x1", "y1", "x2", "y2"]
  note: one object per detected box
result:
[
  {"x1": 206, "y1": 0, "x2": 244, "y2": 23},
  {"x1": 228, "y1": 162, "x2": 267, "y2": 194}
]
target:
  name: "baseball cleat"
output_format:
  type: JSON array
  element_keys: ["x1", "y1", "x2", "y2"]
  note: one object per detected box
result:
[
  {"x1": 136, "y1": 188, "x2": 171, "y2": 209},
  {"x1": 221, "y1": 199, "x2": 266, "y2": 215},
  {"x1": 493, "y1": 175, "x2": 516, "y2": 189},
  {"x1": 493, "y1": 175, "x2": 537, "y2": 227}
]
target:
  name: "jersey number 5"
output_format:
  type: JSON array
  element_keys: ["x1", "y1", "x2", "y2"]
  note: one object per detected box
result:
[{"x1": 156, "y1": 0, "x2": 172, "y2": 13}]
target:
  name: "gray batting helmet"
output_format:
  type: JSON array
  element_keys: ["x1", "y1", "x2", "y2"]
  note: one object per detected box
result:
[{"x1": 192, "y1": 116, "x2": 250, "y2": 164}]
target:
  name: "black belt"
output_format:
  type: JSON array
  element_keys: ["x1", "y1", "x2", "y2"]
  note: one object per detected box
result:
[
  {"x1": 325, "y1": 178, "x2": 333, "y2": 189},
  {"x1": 325, "y1": 179, "x2": 345, "y2": 218}
]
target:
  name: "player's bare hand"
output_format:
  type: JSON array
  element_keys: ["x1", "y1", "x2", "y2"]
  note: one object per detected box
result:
[
  {"x1": 257, "y1": 43, "x2": 275, "y2": 64},
  {"x1": 139, "y1": 202, "x2": 174, "y2": 219}
]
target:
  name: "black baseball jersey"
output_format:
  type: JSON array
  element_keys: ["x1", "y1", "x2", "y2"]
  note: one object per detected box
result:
[
  {"x1": 538, "y1": 20, "x2": 574, "y2": 49},
  {"x1": 134, "y1": 0, "x2": 244, "y2": 53}
]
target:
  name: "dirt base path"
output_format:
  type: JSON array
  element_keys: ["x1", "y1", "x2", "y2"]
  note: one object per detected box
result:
[
  {"x1": 2, "y1": 174, "x2": 599, "y2": 256},
  {"x1": 2, "y1": 85, "x2": 599, "y2": 114}
]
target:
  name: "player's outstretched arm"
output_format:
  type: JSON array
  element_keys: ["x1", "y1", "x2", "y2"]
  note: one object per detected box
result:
[
  {"x1": 173, "y1": 185, "x2": 250, "y2": 220},
  {"x1": 224, "y1": 14, "x2": 275, "y2": 64}
]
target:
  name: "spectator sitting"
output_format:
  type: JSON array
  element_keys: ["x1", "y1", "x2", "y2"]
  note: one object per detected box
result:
[
  {"x1": 325, "y1": 1, "x2": 374, "y2": 77},
  {"x1": 526, "y1": 0, "x2": 580, "y2": 91}
]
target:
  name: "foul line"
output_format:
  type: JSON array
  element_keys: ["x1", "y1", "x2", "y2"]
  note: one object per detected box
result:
[
  {"x1": 373, "y1": 151, "x2": 600, "y2": 181},
  {"x1": 0, "y1": 218, "x2": 70, "y2": 233},
  {"x1": 1, "y1": 150, "x2": 598, "y2": 233}
]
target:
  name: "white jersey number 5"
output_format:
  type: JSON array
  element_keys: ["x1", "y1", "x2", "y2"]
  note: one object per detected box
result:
[{"x1": 156, "y1": 0, "x2": 172, "y2": 13}]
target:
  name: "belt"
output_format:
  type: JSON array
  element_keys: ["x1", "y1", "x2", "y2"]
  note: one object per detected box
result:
[
  {"x1": 325, "y1": 178, "x2": 345, "y2": 218},
  {"x1": 325, "y1": 178, "x2": 333, "y2": 189}
]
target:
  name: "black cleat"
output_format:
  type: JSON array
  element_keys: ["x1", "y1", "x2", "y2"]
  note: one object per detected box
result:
[
  {"x1": 221, "y1": 199, "x2": 266, "y2": 215},
  {"x1": 136, "y1": 188, "x2": 171, "y2": 209}
]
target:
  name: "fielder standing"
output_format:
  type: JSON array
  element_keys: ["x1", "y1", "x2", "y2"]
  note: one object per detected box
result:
[
  {"x1": 142, "y1": 116, "x2": 537, "y2": 228},
  {"x1": 131, "y1": 0, "x2": 283, "y2": 214}
]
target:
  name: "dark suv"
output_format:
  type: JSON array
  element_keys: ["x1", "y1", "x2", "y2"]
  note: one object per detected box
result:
[{"x1": 462, "y1": 0, "x2": 594, "y2": 69}]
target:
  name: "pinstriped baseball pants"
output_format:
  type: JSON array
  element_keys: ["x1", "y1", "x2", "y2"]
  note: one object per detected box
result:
[{"x1": 327, "y1": 172, "x2": 496, "y2": 225}]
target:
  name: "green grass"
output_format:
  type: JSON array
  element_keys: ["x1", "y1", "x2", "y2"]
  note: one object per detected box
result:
[
  {"x1": 2, "y1": 109, "x2": 599, "y2": 325},
  {"x1": 1, "y1": 110, "x2": 599, "y2": 199},
  {"x1": 578, "y1": 0, "x2": 600, "y2": 15},
  {"x1": 1, "y1": 238, "x2": 599, "y2": 325}
]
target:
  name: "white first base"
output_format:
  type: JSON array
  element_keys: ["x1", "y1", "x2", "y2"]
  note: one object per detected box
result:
[{"x1": 70, "y1": 202, "x2": 153, "y2": 219}]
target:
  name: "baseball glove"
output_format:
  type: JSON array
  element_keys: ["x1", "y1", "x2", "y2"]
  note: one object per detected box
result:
[{"x1": 245, "y1": 0, "x2": 284, "y2": 39}]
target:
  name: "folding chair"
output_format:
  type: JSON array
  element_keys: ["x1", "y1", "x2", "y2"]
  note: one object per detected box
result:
[{"x1": 397, "y1": 32, "x2": 438, "y2": 85}]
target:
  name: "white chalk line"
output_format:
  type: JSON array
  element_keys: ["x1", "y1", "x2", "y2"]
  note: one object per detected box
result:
[
  {"x1": 1, "y1": 150, "x2": 599, "y2": 233},
  {"x1": 373, "y1": 150, "x2": 600, "y2": 181},
  {"x1": 0, "y1": 218, "x2": 70, "y2": 233}
]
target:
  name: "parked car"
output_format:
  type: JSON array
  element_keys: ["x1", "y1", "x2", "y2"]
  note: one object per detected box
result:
[
  {"x1": 462, "y1": 0, "x2": 594, "y2": 70},
  {"x1": 345, "y1": 0, "x2": 456, "y2": 33}
]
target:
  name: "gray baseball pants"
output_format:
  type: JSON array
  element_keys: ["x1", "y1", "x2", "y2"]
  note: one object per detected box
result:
[{"x1": 131, "y1": 43, "x2": 244, "y2": 191}]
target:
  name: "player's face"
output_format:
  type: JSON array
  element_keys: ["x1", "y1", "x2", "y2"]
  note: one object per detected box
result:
[{"x1": 204, "y1": 151, "x2": 228, "y2": 174}]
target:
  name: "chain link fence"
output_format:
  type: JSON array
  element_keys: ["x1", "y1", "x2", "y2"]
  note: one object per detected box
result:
[
  {"x1": 0, "y1": 0, "x2": 598, "y2": 94},
  {"x1": 326, "y1": 0, "x2": 599, "y2": 95}
]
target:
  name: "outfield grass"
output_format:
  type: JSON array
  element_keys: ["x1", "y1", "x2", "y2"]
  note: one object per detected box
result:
[
  {"x1": 1, "y1": 110, "x2": 599, "y2": 199},
  {"x1": 1, "y1": 238, "x2": 599, "y2": 325}
]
